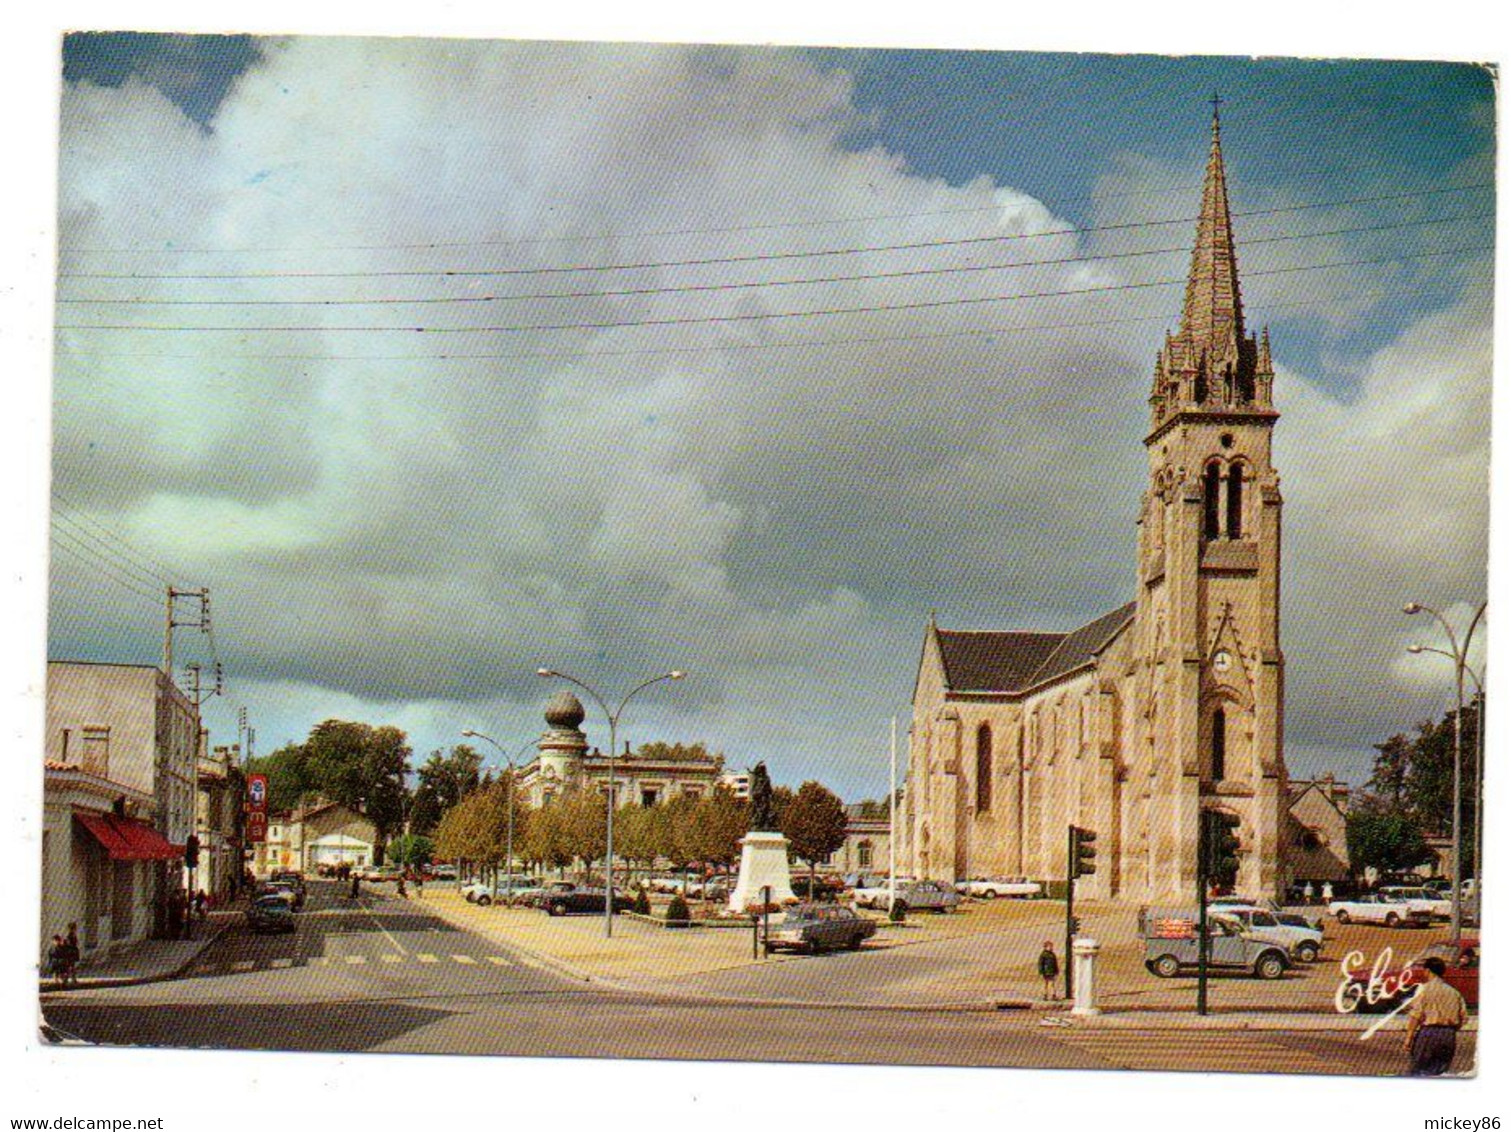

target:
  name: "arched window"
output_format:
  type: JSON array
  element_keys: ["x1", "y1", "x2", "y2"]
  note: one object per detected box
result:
[
  {"x1": 1211, "y1": 708, "x2": 1227, "y2": 781},
  {"x1": 976, "y1": 723, "x2": 993, "y2": 813},
  {"x1": 1194, "y1": 371, "x2": 1209, "y2": 403},
  {"x1": 1203, "y1": 463, "x2": 1222, "y2": 540},
  {"x1": 1226, "y1": 463, "x2": 1244, "y2": 538}
]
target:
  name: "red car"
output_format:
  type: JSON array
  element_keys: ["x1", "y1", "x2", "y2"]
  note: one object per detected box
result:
[{"x1": 1346, "y1": 939, "x2": 1479, "y2": 1012}]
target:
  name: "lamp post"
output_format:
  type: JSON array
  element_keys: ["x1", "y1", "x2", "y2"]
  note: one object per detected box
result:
[
  {"x1": 536, "y1": 667, "x2": 686, "y2": 938},
  {"x1": 1403, "y1": 600, "x2": 1486, "y2": 942},
  {"x1": 1406, "y1": 644, "x2": 1486, "y2": 922},
  {"x1": 461, "y1": 730, "x2": 537, "y2": 904}
]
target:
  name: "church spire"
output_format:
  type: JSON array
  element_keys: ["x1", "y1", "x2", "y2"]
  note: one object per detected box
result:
[{"x1": 1178, "y1": 97, "x2": 1245, "y2": 361}]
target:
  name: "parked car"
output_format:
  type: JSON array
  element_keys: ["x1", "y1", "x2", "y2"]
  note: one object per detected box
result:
[
  {"x1": 1210, "y1": 907, "x2": 1324, "y2": 962},
  {"x1": 366, "y1": 866, "x2": 403, "y2": 884},
  {"x1": 882, "y1": 880, "x2": 961, "y2": 913},
  {"x1": 256, "y1": 882, "x2": 300, "y2": 910},
  {"x1": 464, "y1": 876, "x2": 536, "y2": 905},
  {"x1": 269, "y1": 871, "x2": 306, "y2": 909},
  {"x1": 543, "y1": 886, "x2": 635, "y2": 916},
  {"x1": 1142, "y1": 909, "x2": 1291, "y2": 980},
  {"x1": 1342, "y1": 939, "x2": 1480, "y2": 1012},
  {"x1": 790, "y1": 875, "x2": 843, "y2": 900},
  {"x1": 956, "y1": 876, "x2": 1043, "y2": 900},
  {"x1": 841, "y1": 873, "x2": 885, "y2": 891},
  {"x1": 1380, "y1": 886, "x2": 1453, "y2": 921},
  {"x1": 428, "y1": 863, "x2": 459, "y2": 881},
  {"x1": 246, "y1": 895, "x2": 297, "y2": 934},
  {"x1": 1327, "y1": 893, "x2": 1432, "y2": 928},
  {"x1": 851, "y1": 877, "x2": 916, "y2": 908},
  {"x1": 764, "y1": 903, "x2": 878, "y2": 955}
]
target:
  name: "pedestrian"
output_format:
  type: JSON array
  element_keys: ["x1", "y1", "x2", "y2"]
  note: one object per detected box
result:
[
  {"x1": 193, "y1": 890, "x2": 207, "y2": 921},
  {"x1": 1404, "y1": 956, "x2": 1468, "y2": 1077},
  {"x1": 1321, "y1": 881, "x2": 1334, "y2": 904},
  {"x1": 413, "y1": 870, "x2": 424, "y2": 900},
  {"x1": 350, "y1": 872, "x2": 361, "y2": 900},
  {"x1": 1038, "y1": 940, "x2": 1060, "y2": 1001},
  {"x1": 396, "y1": 874, "x2": 408, "y2": 899},
  {"x1": 64, "y1": 922, "x2": 81, "y2": 986},
  {"x1": 1302, "y1": 881, "x2": 1315, "y2": 905},
  {"x1": 46, "y1": 935, "x2": 69, "y2": 989}
]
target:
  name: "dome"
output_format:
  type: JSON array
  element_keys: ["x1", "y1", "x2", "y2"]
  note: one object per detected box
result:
[{"x1": 543, "y1": 690, "x2": 586, "y2": 730}]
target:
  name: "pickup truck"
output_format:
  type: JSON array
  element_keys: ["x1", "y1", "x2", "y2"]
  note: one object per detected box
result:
[{"x1": 1143, "y1": 911, "x2": 1292, "y2": 980}]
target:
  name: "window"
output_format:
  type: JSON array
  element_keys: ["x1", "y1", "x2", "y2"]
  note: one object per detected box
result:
[
  {"x1": 1211, "y1": 709, "x2": 1227, "y2": 781},
  {"x1": 858, "y1": 841, "x2": 874, "y2": 869},
  {"x1": 1226, "y1": 463, "x2": 1244, "y2": 538},
  {"x1": 1203, "y1": 463, "x2": 1222, "y2": 540},
  {"x1": 641, "y1": 788, "x2": 659, "y2": 807},
  {"x1": 81, "y1": 725, "x2": 110, "y2": 776},
  {"x1": 975, "y1": 724, "x2": 993, "y2": 812}
]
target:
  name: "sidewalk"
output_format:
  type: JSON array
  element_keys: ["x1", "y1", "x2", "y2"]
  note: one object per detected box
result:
[{"x1": 38, "y1": 912, "x2": 235, "y2": 993}]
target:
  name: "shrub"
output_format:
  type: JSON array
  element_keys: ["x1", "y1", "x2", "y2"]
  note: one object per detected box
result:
[
  {"x1": 633, "y1": 888, "x2": 651, "y2": 916},
  {"x1": 665, "y1": 893, "x2": 691, "y2": 925},
  {"x1": 889, "y1": 899, "x2": 907, "y2": 923}
]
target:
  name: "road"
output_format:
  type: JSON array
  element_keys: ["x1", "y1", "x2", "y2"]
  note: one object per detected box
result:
[{"x1": 39, "y1": 881, "x2": 1474, "y2": 1075}]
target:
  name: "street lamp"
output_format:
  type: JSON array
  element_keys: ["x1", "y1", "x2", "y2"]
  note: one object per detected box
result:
[
  {"x1": 1406, "y1": 643, "x2": 1486, "y2": 922},
  {"x1": 461, "y1": 729, "x2": 537, "y2": 904},
  {"x1": 1403, "y1": 600, "x2": 1487, "y2": 942},
  {"x1": 536, "y1": 667, "x2": 687, "y2": 938}
]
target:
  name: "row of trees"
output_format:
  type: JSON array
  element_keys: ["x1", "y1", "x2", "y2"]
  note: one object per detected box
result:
[
  {"x1": 433, "y1": 777, "x2": 851, "y2": 882},
  {"x1": 1346, "y1": 700, "x2": 1483, "y2": 877}
]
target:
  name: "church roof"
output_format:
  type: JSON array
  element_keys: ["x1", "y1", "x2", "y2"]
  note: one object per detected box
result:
[
  {"x1": 1178, "y1": 102, "x2": 1245, "y2": 358},
  {"x1": 935, "y1": 600, "x2": 1136, "y2": 694}
]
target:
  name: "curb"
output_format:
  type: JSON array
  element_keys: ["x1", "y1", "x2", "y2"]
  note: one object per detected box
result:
[{"x1": 38, "y1": 920, "x2": 232, "y2": 994}]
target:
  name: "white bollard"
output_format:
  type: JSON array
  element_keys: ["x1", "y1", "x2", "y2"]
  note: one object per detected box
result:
[{"x1": 1071, "y1": 937, "x2": 1101, "y2": 1016}]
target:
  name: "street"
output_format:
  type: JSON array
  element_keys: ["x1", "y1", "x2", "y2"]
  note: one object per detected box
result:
[{"x1": 38, "y1": 882, "x2": 1473, "y2": 1075}]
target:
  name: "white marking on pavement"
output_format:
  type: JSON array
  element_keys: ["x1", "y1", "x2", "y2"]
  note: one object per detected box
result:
[
  {"x1": 344, "y1": 955, "x2": 367, "y2": 964},
  {"x1": 486, "y1": 956, "x2": 511, "y2": 966},
  {"x1": 417, "y1": 953, "x2": 439, "y2": 963},
  {"x1": 311, "y1": 956, "x2": 330, "y2": 967},
  {"x1": 270, "y1": 958, "x2": 294, "y2": 969},
  {"x1": 359, "y1": 895, "x2": 410, "y2": 956},
  {"x1": 232, "y1": 960, "x2": 255, "y2": 971},
  {"x1": 381, "y1": 954, "x2": 403, "y2": 964},
  {"x1": 452, "y1": 954, "x2": 476, "y2": 964}
]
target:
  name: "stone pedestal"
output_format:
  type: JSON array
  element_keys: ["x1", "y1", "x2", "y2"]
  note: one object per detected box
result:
[
  {"x1": 728, "y1": 831, "x2": 795, "y2": 913},
  {"x1": 1071, "y1": 937, "x2": 1102, "y2": 1016}
]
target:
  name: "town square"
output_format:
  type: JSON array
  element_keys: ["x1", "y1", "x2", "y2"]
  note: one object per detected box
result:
[{"x1": 10, "y1": 10, "x2": 1499, "y2": 1123}]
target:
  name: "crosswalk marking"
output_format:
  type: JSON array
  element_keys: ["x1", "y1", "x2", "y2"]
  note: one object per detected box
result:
[
  {"x1": 452, "y1": 954, "x2": 476, "y2": 965},
  {"x1": 486, "y1": 956, "x2": 512, "y2": 966},
  {"x1": 417, "y1": 953, "x2": 439, "y2": 963},
  {"x1": 198, "y1": 951, "x2": 520, "y2": 975},
  {"x1": 344, "y1": 954, "x2": 367, "y2": 965},
  {"x1": 381, "y1": 954, "x2": 403, "y2": 963},
  {"x1": 270, "y1": 958, "x2": 294, "y2": 969},
  {"x1": 231, "y1": 960, "x2": 255, "y2": 972},
  {"x1": 311, "y1": 956, "x2": 330, "y2": 967}
]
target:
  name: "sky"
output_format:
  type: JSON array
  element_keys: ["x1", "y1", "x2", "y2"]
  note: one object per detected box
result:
[{"x1": 48, "y1": 34, "x2": 1494, "y2": 799}]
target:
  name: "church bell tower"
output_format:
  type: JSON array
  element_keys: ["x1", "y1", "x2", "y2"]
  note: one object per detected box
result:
[{"x1": 1137, "y1": 102, "x2": 1287, "y2": 899}]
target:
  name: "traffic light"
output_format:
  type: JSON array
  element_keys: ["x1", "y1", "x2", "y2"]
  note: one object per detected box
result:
[
  {"x1": 184, "y1": 834, "x2": 200, "y2": 870},
  {"x1": 1201, "y1": 810, "x2": 1241, "y2": 880},
  {"x1": 1071, "y1": 825, "x2": 1098, "y2": 878}
]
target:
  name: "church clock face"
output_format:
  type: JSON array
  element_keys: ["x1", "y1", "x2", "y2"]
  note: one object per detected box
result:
[{"x1": 1212, "y1": 650, "x2": 1233, "y2": 673}]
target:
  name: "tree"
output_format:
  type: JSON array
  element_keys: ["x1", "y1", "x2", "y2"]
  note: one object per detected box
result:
[
  {"x1": 386, "y1": 834, "x2": 435, "y2": 867},
  {"x1": 246, "y1": 744, "x2": 315, "y2": 814},
  {"x1": 634, "y1": 740, "x2": 717, "y2": 764},
  {"x1": 409, "y1": 745, "x2": 483, "y2": 835},
  {"x1": 301, "y1": 720, "x2": 414, "y2": 861},
  {"x1": 1346, "y1": 802, "x2": 1434, "y2": 877},
  {"x1": 686, "y1": 787, "x2": 748, "y2": 877},
  {"x1": 781, "y1": 781, "x2": 848, "y2": 887}
]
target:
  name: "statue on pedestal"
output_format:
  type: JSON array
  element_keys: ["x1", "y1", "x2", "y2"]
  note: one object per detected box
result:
[{"x1": 728, "y1": 761, "x2": 795, "y2": 914}]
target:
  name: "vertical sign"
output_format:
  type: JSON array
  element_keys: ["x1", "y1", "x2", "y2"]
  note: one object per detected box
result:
[{"x1": 247, "y1": 774, "x2": 269, "y2": 843}]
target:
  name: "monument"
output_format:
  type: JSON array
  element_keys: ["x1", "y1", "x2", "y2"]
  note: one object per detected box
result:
[{"x1": 727, "y1": 763, "x2": 796, "y2": 913}]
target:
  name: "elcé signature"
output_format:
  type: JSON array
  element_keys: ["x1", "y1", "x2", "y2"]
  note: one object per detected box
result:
[{"x1": 1336, "y1": 947, "x2": 1420, "y2": 1039}]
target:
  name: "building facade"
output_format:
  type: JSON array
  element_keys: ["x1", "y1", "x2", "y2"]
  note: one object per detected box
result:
[
  {"x1": 196, "y1": 743, "x2": 245, "y2": 901},
  {"x1": 1285, "y1": 777, "x2": 1351, "y2": 887},
  {"x1": 518, "y1": 691, "x2": 725, "y2": 808},
  {"x1": 43, "y1": 661, "x2": 195, "y2": 951},
  {"x1": 253, "y1": 801, "x2": 376, "y2": 874},
  {"x1": 906, "y1": 110, "x2": 1290, "y2": 904}
]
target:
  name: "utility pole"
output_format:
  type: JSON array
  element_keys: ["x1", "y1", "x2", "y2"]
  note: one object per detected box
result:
[{"x1": 162, "y1": 586, "x2": 212, "y2": 687}]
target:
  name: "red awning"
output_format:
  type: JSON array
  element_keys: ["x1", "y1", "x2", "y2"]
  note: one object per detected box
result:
[{"x1": 75, "y1": 813, "x2": 183, "y2": 861}]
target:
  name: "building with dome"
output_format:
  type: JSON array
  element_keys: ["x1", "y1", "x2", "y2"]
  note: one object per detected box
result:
[
  {"x1": 516, "y1": 690, "x2": 729, "y2": 808},
  {"x1": 904, "y1": 109, "x2": 1293, "y2": 904}
]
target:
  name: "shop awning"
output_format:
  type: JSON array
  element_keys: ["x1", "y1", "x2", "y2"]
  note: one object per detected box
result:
[{"x1": 75, "y1": 813, "x2": 183, "y2": 861}]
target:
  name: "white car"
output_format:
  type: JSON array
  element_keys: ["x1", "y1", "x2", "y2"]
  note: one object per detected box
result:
[
  {"x1": 852, "y1": 877, "x2": 916, "y2": 909},
  {"x1": 956, "y1": 876, "x2": 1043, "y2": 899},
  {"x1": 1211, "y1": 907, "x2": 1324, "y2": 962},
  {"x1": 1327, "y1": 893, "x2": 1432, "y2": 928},
  {"x1": 1380, "y1": 886, "x2": 1452, "y2": 921}
]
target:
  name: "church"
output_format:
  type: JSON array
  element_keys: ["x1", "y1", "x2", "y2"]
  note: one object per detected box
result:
[{"x1": 905, "y1": 109, "x2": 1289, "y2": 904}]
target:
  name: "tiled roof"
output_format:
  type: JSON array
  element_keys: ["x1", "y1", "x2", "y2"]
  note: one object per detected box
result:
[{"x1": 936, "y1": 601, "x2": 1136, "y2": 694}]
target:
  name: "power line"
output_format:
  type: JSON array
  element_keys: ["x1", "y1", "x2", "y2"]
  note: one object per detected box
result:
[
  {"x1": 54, "y1": 259, "x2": 1492, "y2": 371},
  {"x1": 51, "y1": 489, "x2": 181, "y2": 582},
  {"x1": 55, "y1": 211, "x2": 1491, "y2": 309},
  {"x1": 50, "y1": 510, "x2": 171, "y2": 591},
  {"x1": 61, "y1": 179, "x2": 1209, "y2": 256},
  {"x1": 55, "y1": 244, "x2": 1493, "y2": 337},
  {"x1": 56, "y1": 182, "x2": 1492, "y2": 283},
  {"x1": 50, "y1": 529, "x2": 164, "y2": 605}
]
